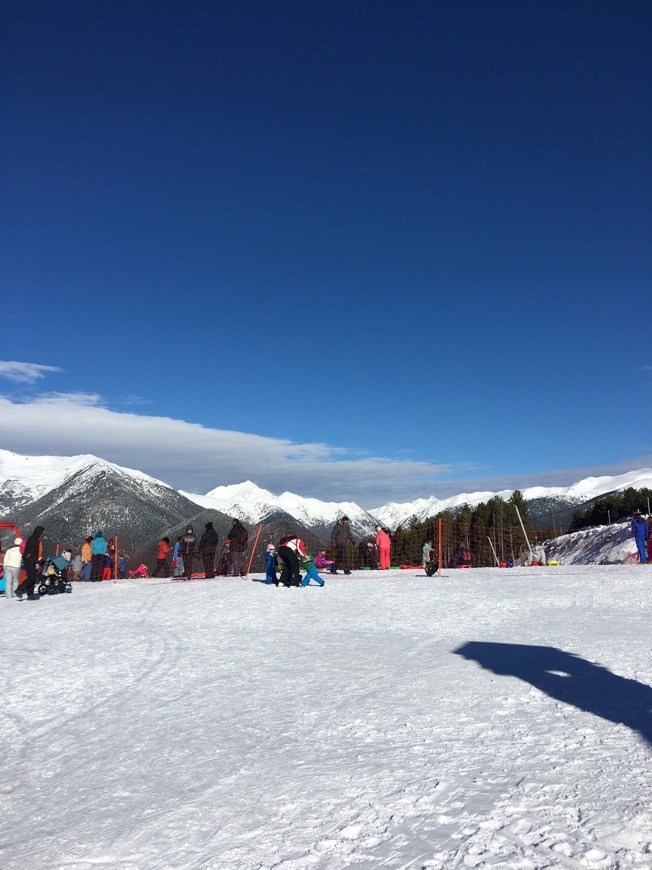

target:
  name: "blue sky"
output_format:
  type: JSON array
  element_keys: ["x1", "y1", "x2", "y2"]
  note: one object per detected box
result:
[{"x1": 1, "y1": 0, "x2": 650, "y2": 505}]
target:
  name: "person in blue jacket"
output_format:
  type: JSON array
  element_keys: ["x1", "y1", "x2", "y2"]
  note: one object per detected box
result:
[
  {"x1": 90, "y1": 530, "x2": 108, "y2": 581},
  {"x1": 265, "y1": 544, "x2": 279, "y2": 585},
  {"x1": 631, "y1": 510, "x2": 649, "y2": 564}
]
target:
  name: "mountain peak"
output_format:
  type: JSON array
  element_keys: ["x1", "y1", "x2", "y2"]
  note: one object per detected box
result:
[{"x1": 204, "y1": 480, "x2": 274, "y2": 501}]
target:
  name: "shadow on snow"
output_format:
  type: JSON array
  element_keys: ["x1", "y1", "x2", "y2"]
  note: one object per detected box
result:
[{"x1": 455, "y1": 642, "x2": 652, "y2": 747}]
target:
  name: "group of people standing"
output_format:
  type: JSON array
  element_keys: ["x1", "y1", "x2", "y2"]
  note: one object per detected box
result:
[
  {"x1": 329, "y1": 516, "x2": 392, "y2": 573},
  {"x1": 153, "y1": 519, "x2": 249, "y2": 580},
  {"x1": 258, "y1": 516, "x2": 393, "y2": 587}
]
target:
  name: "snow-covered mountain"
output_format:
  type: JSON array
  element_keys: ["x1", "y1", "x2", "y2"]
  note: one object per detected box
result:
[
  {"x1": 0, "y1": 448, "x2": 172, "y2": 516},
  {"x1": 181, "y1": 481, "x2": 380, "y2": 538},
  {"x1": 371, "y1": 469, "x2": 652, "y2": 530},
  {"x1": 0, "y1": 449, "x2": 233, "y2": 547},
  {"x1": 2, "y1": 448, "x2": 651, "y2": 547}
]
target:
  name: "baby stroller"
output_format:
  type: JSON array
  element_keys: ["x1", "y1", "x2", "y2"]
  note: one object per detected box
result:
[{"x1": 38, "y1": 556, "x2": 73, "y2": 595}]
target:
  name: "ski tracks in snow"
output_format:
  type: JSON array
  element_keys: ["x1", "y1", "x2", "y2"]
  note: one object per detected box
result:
[{"x1": 1, "y1": 569, "x2": 652, "y2": 869}]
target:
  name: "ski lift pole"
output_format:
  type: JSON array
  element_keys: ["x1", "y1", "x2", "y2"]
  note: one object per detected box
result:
[
  {"x1": 514, "y1": 505, "x2": 534, "y2": 562},
  {"x1": 437, "y1": 516, "x2": 442, "y2": 577},
  {"x1": 244, "y1": 523, "x2": 263, "y2": 581},
  {"x1": 486, "y1": 535, "x2": 499, "y2": 566}
]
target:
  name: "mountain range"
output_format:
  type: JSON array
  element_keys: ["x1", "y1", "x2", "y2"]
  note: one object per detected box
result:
[{"x1": 1, "y1": 448, "x2": 651, "y2": 550}]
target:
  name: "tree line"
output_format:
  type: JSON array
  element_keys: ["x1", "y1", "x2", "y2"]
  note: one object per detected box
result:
[
  {"x1": 389, "y1": 491, "x2": 537, "y2": 567},
  {"x1": 568, "y1": 487, "x2": 652, "y2": 532}
]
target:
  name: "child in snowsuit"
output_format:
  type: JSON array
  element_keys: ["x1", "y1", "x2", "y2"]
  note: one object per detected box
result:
[
  {"x1": 71, "y1": 552, "x2": 82, "y2": 581},
  {"x1": 300, "y1": 554, "x2": 325, "y2": 587},
  {"x1": 172, "y1": 537, "x2": 184, "y2": 577},
  {"x1": 129, "y1": 563, "x2": 148, "y2": 577},
  {"x1": 265, "y1": 544, "x2": 279, "y2": 585},
  {"x1": 314, "y1": 550, "x2": 333, "y2": 571}
]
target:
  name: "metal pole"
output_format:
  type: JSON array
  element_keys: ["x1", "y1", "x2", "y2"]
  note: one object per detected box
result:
[
  {"x1": 437, "y1": 516, "x2": 443, "y2": 576},
  {"x1": 244, "y1": 523, "x2": 263, "y2": 581},
  {"x1": 514, "y1": 505, "x2": 534, "y2": 562},
  {"x1": 487, "y1": 536, "x2": 499, "y2": 567}
]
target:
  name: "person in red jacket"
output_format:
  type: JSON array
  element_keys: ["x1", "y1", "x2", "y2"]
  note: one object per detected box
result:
[
  {"x1": 375, "y1": 526, "x2": 391, "y2": 570},
  {"x1": 152, "y1": 537, "x2": 172, "y2": 577},
  {"x1": 277, "y1": 534, "x2": 307, "y2": 587}
]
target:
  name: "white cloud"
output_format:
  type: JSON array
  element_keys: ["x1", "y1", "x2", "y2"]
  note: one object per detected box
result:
[
  {"x1": 1, "y1": 393, "x2": 649, "y2": 506},
  {"x1": 0, "y1": 361, "x2": 62, "y2": 384},
  {"x1": 0, "y1": 394, "x2": 453, "y2": 504}
]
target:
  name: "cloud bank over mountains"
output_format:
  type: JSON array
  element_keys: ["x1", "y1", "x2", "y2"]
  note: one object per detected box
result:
[
  {"x1": 0, "y1": 394, "x2": 455, "y2": 504},
  {"x1": 1, "y1": 389, "x2": 650, "y2": 507}
]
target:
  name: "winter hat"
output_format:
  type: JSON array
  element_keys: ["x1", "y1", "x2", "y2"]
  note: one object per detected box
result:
[
  {"x1": 205, "y1": 522, "x2": 214, "y2": 530},
  {"x1": 95, "y1": 530, "x2": 103, "y2": 538},
  {"x1": 267, "y1": 544, "x2": 275, "y2": 551},
  {"x1": 14, "y1": 537, "x2": 22, "y2": 545}
]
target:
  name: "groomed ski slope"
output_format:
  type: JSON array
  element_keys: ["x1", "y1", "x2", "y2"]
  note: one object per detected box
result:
[{"x1": 2, "y1": 566, "x2": 651, "y2": 869}]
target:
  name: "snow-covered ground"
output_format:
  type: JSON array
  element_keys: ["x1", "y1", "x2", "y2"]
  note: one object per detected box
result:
[{"x1": 2, "y1": 566, "x2": 651, "y2": 870}]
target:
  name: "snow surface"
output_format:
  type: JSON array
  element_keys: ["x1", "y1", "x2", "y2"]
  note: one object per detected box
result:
[{"x1": 2, "y1": 565, "x2": 652, "y2": 869}]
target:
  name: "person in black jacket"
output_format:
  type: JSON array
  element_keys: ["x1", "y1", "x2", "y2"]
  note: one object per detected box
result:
[
  {"x1": 15, "y1": 526, "x2": 45, "y2": 600},
  {"x1": 225, "y1": 519, "x2": 248, "y2": 576},
  {"x1": 330, "y1": 516, "x2": 356, "y2": 574},
  {"x1": 199, "y1": 522, "x2": 219, "y2": 578},
  {"x1": 178, "y1": 526, "x2": 196, "y2": 581}
]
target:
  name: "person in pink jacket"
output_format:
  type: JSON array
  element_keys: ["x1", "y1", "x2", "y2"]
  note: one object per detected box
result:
[{"x1": 375, "y1": 526, "x2": 391, "y2": 570}]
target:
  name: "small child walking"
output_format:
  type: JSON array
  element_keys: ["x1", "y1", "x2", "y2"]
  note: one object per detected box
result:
[
  {"x1": 300, "y1": 554, "x2": 325, "y2": 587},
  {"x1": 265, "y1": 544, "x2": 278, "y2": 585}
]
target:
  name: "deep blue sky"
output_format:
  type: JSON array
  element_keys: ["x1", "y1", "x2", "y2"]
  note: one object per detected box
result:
[{"x1": 1, "y1": 0, "x2": 650, "y2": 502}]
